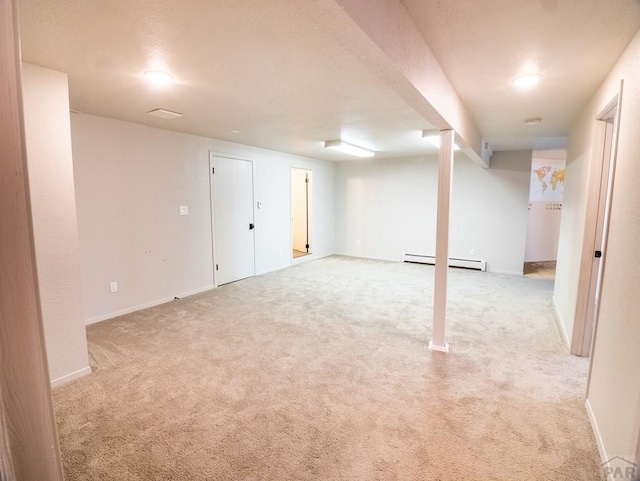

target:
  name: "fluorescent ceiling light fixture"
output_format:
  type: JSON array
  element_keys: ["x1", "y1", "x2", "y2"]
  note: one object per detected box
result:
[
  {"x1": 146, "y1": 108, "x2": 183, "y2": 120},
  {"x1": 324, "y1": 140, "x2": 375, "y2": 157},
  {"x1": 510, "y1": 73, "x2": 543, "y2": 90},
  {"x1": 144, "y1": 70, "x2": 174, "y2": 86},
  {"x1": 422, "y1": 132, "x2": 460, "y2": 151}
]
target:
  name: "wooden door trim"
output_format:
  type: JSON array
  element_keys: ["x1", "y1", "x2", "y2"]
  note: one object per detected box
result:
[{"x1": 0, "y1": 1, "x2": 65, "y2": 479}]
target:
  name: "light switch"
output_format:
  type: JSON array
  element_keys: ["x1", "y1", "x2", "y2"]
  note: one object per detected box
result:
[{"x1": 179, "y1": 205, "x2": 189, "y2": 216}]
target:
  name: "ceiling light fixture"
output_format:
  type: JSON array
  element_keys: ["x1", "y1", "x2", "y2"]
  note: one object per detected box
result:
[
  {"x1": 510, "y1": 73, "x2": 543, "y2": 90},
  {"x1": 324, "y1": 140, "x2": 375, "y2": 158},
  {"x1": 143, "y1": 70, "x2": 174, "y2": 86},
  {"x1": 422, "y1": 132, "x2": 460, "y2": 151}
]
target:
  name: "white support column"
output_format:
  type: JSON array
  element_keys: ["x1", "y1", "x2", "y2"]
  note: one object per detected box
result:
[{"x1": 429, "y1": 129, "x2": 454, "y2": 352}]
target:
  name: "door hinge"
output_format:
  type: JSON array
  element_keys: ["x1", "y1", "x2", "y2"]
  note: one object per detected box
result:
[
  {"x1": 594, "y1": 250, "x2": 602, "y2": 258},
  {"x1": 305, "y1": 244, "x2": 310, "y2": 249},
  {"x1": 216, "y1": 264, "x2": 219, "y2": 271},
  {"x1": 212, "y1": 167, "x2": 215, "y2": 174}
]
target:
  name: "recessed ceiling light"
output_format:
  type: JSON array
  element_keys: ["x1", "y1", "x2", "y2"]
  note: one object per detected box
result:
[
  {"x1": 324, "y1": 140, "x2": 375, "y2": 158},
  {"x1": 143, "y1": 70, "x2": 174, "y2": 86},
  {"x1": 422, "y1": 131, "x2": 461, "y2": 151},
  {"x1": 524, "y1": 117, "x2": 543, "y2": 125},
  {"x1": 511, "y1": 73, "x2": 543, "y2": 90}
]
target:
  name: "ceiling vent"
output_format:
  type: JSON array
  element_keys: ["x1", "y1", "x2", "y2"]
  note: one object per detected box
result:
[
  {"x1": 146, "y1": 108, "x2": 183, "y2": 120},
  {"x1": 524, "y1": 117, "x2": 543, "y2": 125}
]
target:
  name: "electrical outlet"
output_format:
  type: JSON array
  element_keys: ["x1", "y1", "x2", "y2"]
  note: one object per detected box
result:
[
  {"x1": 110, "y1": 281, "x2": 118, "y2": 293},
  {"x1": 356, "y1": 239, "x2": 361, "y2": 245},
  {"x1": 469, "y1": 248, "x2": 475, "y2": 256},
  {"x1": 179, "y1": 205, "x2": 189, "y2": 216}
]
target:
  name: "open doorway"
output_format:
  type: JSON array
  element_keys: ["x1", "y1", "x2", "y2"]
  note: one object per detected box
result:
[
  {"x1": 523, "y1": 150, "x2": 566, "y2": 280},
  {"x1": 291, "y1": 168, "x2": 312, "y2": 259}
]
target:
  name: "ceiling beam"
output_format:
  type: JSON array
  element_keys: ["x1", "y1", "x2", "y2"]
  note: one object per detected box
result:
[{"x1": 319, "y1": 0, "x2": 487, "y2": 166}]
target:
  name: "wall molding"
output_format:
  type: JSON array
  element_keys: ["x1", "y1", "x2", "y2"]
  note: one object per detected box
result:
[
  {"x1": 586, "y1": 399, "x2": 608, "y2": 468},
  {"x1": 85, "y1": 285, "x2": 215, "y2": 326},
  {"x1": 50, "y1": 366, "x2": 91, "y2": 388}
]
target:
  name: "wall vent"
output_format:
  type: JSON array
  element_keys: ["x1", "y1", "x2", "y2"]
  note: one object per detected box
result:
[{"x1": 403, "y1": 253, "x2": 486, "y2": 272}]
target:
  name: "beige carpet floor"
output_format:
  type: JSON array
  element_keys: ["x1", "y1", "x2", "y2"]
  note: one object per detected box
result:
[{"x1": 53, "y1": 256, "x2": 603, "y2": 480}]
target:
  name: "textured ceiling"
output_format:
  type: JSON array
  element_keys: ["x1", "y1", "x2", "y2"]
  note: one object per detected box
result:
[
  {"x1": 18, "y1": 0, "x2": 438, "y2": 161},
  {"x1": 400, "y1": 0, "x2": 640, "y2": 149},
  {"x1": 17, "y1": 0, "x2": 640, "y2": 161}
]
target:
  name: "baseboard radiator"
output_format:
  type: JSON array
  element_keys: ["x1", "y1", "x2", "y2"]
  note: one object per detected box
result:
[{"x1": 403, "y1": 253, "x2": 486, "y2": 272}]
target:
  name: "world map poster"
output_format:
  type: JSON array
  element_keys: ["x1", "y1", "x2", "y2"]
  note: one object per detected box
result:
[{"x1": 529, "y1": 159, "x2": 565, "y2": 202}]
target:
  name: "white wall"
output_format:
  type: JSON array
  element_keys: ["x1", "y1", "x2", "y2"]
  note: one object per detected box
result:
[
  {"x1": 525, "y1": 156, "x2": 565, "y2": 262},
  {"x1": 335, "y1": 156, "x2": 437, "y2": 261},
  {"x1": 553, "y1": 128, "x2": 592, "y2": 343},
  {"x1": 556, "y1": 29, "x2": 640, "y2": 464},
  {"x1": 71, "y1": 114, "x2": 335, "y2": 324},
  {"x1": 451, "y1": 151, "x2": 531, "y2": 275},
  {"x1": 334, "y1": 150, "x2": 531, "y2": 274},
  {"x1": 524, "y1": 203, "x2": 562, "y2": 262},
  {"x1": 21, "y1": 63, "x2": 90, "y2": 386}
]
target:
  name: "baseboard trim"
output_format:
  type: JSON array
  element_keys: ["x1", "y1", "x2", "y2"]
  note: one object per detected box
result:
[
  {"x1": 292, "y1": 252, "x2": 316, "y2": 265},
  {"x1": 290, "y1": 252, "x2": 336, "y2": 266},
  {"x1": 85, "y1": 284, "x2": 215, "y2": 325},
  {"x1": 428, "y1": 340, "x2": 450, "y2": 353},
  {"x1": 51, "y1": 365, "x2": 92, "y2": 388},
  {"x1": 586, "y1": 399, "x2": 608, "y2": 468},
  {"x1": 551, "y1": 296, "x2": 571, "y2": 350}
]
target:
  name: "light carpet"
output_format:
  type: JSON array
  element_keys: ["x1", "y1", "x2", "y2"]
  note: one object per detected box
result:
[{"x1": 53, "y1": 256, "x2": 603, "y2": 480}]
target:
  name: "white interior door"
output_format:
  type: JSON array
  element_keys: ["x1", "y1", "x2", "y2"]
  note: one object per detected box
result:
[{"x1": 211, "y1": 154, "x2": 255, "y2": 285}]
